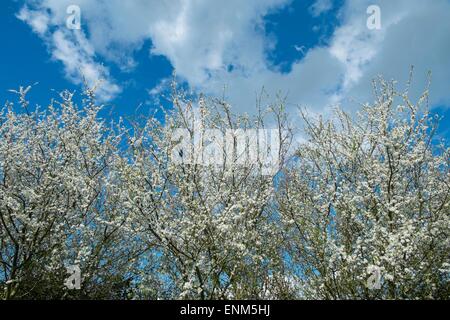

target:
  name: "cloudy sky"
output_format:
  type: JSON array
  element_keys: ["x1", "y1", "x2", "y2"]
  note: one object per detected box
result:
[{"x1": 1, "y1": 0, "x2": 450, "y2": 131}]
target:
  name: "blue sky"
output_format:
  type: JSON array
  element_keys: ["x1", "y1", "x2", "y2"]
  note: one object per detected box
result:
[{"x1": 1, "y1": 0, "x2": 449, "y2": 136}]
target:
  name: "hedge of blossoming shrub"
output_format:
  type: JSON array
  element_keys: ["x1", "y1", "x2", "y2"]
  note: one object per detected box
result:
[{"x1": 0, "y1": 79, "x2": 448, "y2": 299}]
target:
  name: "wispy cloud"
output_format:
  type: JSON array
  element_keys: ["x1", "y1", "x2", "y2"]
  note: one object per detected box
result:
[
  {"x1": 309, "y1": 0, "x2": 333, "y2": 17},
  {"x1": 17, "y1": 4, "x2": 121, "y2": 101}
]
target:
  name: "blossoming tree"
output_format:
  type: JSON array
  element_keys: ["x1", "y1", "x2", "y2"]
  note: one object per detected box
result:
[
  {"x1": 278, "y1": 79, "x2": 450, "y2": 299},
  {"x1": 0, "y1": 78, "x2": 448, "y2": 299}
]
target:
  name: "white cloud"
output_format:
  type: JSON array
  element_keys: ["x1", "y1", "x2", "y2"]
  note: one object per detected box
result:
[
  {"x1": 50, "y1": 30, "x2": 121, "y2": 101},
  {"x1": 17, "y1": 0, "x2": 450, "y2": 116},
  {"x1": 329, "y1": 0, "x2": 450, "y2": 110},
  {"x1": 17, "y1": 3, "x2": 121, "y2": 101},
  {"x1": 309, "y1": 0, "x2": 333, "y2": 17},
  {"x1": 17, "y1": 6, "x2": 50, "y2": 35}
]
